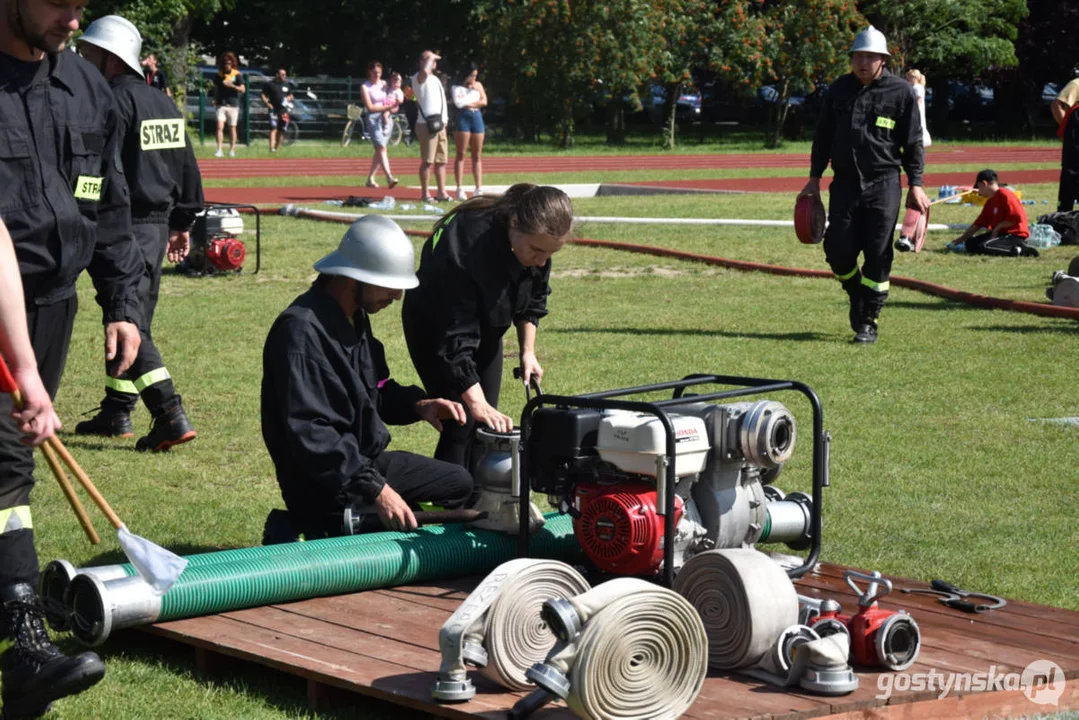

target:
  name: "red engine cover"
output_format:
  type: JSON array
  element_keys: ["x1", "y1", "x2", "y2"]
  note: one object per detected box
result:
[
  {"x1": 573, "y1": 483, "x2": 683, "y2": 576},
  {"x1": 206, "y1": 236, "x2": 246, "y2": 272}
]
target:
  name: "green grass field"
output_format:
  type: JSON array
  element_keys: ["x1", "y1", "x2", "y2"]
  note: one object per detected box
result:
[{"x1": 23, "y1": 158, "x2": 1079, "y2": 718}]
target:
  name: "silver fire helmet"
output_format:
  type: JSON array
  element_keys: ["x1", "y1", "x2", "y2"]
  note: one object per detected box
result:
[
  {"x1": 850, "y1": 26, "x2": 890, "y2": 57},
  {"x1": 313, "y1": 215, "x2": 419, "y2": 289},
  {"x1": 78, "y1": 15, "x2": 144, "y2": 77}
]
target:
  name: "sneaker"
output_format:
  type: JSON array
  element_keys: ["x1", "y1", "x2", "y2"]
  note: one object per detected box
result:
[
  {"x1": 213, "y1": 149, "x2": 224, "y2": 158},
  {"x1": 135, "y1": 396, "x2": 196, "y2": 452},
  {"x1": 228, "y1": 149, "x2": 235, "y2": 158},
  {"x1": 894, "y1": 236, "x2": 914, "y2": 253},
  {"x1": 262, "y1": 509, "x2": 303, "y2": 545},
  {"x1": 1, "y1": 584, "x2": 106, "y2": 718},
  {"x1": 455, "y1": 188, "x2": 468, "y2": 201},
  {"x1": 473, "y1": 187, "x2": 485, "y2": 197},
  {"x1": 853, "y1": 321, "x2": 878, "y2": 344},
  {"x1": 74, "y1": 408, "x2": 133, "y2": 438}
]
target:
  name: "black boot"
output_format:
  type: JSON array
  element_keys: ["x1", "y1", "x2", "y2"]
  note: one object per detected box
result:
[
  {"x1": 262, "y1": 509, "x2": 302, "y2": 545},
  {"x1": 135, "y1": 395, "x2": 196, "y2": 452},
  {"x1": 74, "y1": 409, "x2": 133, "y2": 438},
  {"x1": 1, "y1": 584, "x2": 105, "y2": 719},
  {"x1": 840, "y1": 274, "x2": 863, "y2": 333},
  {"x1": 853, "y1": 289, "x2": 885, "y2": 344}
]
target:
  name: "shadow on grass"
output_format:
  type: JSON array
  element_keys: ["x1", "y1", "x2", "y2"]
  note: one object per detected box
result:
[
  {"x1": 548, "y1": 326, "x2": 829, "y2": 342},
  {"x1": 83, "y1": 632, "x2": 419, "y2": 720},
  {"x1": 967, "y1": 324, "x2": 1079, "y2": 335}
]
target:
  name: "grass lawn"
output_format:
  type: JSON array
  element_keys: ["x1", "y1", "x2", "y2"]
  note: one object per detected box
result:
[{"x1": 24, "y1": 172, "x2": 1078, "y2": 717}]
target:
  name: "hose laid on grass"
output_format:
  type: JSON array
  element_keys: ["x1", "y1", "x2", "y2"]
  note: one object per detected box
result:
[
  {"x1": 279, "y1": 207, "x2": 1079, "y2": 321},
  {"x1": 66, "y1": 514, "x2": 582, "y2": 646}
]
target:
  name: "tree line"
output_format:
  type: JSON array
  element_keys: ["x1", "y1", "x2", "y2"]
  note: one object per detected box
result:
[{"x1": 88, "y1": 0, "x2": 1077, "y2": 147}]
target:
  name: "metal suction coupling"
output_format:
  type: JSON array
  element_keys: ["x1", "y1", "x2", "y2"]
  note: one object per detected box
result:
[
  {"x1": 541, "y1": 597, "x2": 581, "y2": 642},
  {"x1": 525, "y1": 662, "x2": 571, "y2": 700},
  {"x1": 774, "y1": 625, "x2": 820, "y2": 673},
  {"x1": 431, "y1": 677, "x2": 477, "y2": 702},
  {"x1": 799, "y1": 662, "x2": 859, "y2": 696},
  {"x1": 876, "y1": 612, "x2": 921, "y2": 671},
  {"x1": 461, "y1": 639, "x2": 488, "y2": 668}
]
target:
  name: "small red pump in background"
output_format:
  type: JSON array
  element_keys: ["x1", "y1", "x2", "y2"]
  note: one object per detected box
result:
[{"x1": 804, "y1": 570, "x2": 921, "y2": 671}]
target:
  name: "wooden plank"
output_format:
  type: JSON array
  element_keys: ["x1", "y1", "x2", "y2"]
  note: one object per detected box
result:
[
  {"x1": 812, "y1": 563, "x2": 1079, "y2": 629},
  {"x1": 795, "y1": 578, "x2": 1079, "y2": 666},
  {"x1": 820, "y1": 679, "x2": 1079, "y2": 719}
]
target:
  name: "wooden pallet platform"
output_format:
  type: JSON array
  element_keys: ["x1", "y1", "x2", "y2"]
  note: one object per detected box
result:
[{"x1": 143, "y1": 562, "x2": 1079, "y2": 719}]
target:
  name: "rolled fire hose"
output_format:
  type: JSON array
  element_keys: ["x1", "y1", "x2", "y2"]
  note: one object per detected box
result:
[
  {"x1": 41, "y1": 522, "x2": 472, "y2": 631},
  {"x1": 433, "y1": 558, "x2": 591, "y2": 701},
  {"x1": 521, "y1": 578, "x2": 708, "y2": 720},
  {"x1": 673, "y1": 549, "x2": 857, "y2": 695},
  {"x1": 65, "y1": 513, "x2": 582, "y2": 646}
]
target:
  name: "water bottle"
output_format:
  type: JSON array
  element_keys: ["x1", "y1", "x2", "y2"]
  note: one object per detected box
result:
[
  {"x1": 422, "y1": 203, "x2": 445, "y2": 215},
  {"x1": 398, "y1": 203, "x2": 416, "y2": 211},
  {"x1": 1027, "y1": 224, "x2": 1061, "y2": 249},
  {"x1": 946, "y1": 240, "x2": 966, "y2": 253},
  {"x1": 369, "y1": 196, "x2": 396, "y2": 211}
]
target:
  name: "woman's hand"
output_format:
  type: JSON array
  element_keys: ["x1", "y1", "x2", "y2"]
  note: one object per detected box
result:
[
  {"x1": 469, "y1": 399, "x2": 514, "y2": 433},
  {"x1": 519, "y1": 351, "x2": 543, "y2": 388}
]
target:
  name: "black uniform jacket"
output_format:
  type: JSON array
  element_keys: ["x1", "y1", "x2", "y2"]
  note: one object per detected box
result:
[
  {"x1": 810, "y1": 69, "x2": 924, "y2": 191},
  {"x1": 402, "y1": 210, "x2": 551, "y2": 395},
  {"x1": 261, "y1": 285, "x2": 428, "y2": 513},
  {"x1": 111, "y1": 73, "x2": 204, "y2": 230},
  {"x1": 0, "y1": 50, "x2": 142, "y2": 323}
]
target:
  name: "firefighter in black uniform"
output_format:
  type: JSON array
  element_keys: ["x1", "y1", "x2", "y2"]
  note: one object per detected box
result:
[
  {"x1": 800, "y1": 26, "x2": 929, "y2": 344},
  {"x1": 0, "y1": 0, "x2": 147, "y2": 715},
  {"x1": 261, "y1": 216, "x2": 473, "y2": 542},
  {"x1": 74, "y1": 15, "x2": 203, "y2": 451},
  {"x1": 401, "y1": 184, "x2": 573, "y2": 469}
]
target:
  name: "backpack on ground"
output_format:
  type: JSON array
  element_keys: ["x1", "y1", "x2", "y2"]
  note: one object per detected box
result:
[{"x1": 1037, "y1": 211, "x2": 1079, "y2": 246}]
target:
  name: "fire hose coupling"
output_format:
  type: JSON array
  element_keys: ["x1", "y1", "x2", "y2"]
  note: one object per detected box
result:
[
  {"x1": 66, "y1": 572, "x2": 164, "y2": 647},
  {"x1": 761, "y1": 491, "x2": 813, "y2": 550},
  {"x1": 800, "y1": 570, "x2": 922, "y2": 672},
  {"x1": 521, "y1": 579, "x2": 707, "y2": 720},
  {"x1": 433, "y1": 559, "x2": 590, "y2": 703}
]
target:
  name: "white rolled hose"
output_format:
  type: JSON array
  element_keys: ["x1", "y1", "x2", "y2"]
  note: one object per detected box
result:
[
  {"x1": 527, "y1": 578, "x2": 708, "y2": 720},
  {"x1": 674, "y1": 549, "x2": 857, "y2": 695},
  {"x1": 433, "y1": 558, "x2": 590, "y2": 701}
]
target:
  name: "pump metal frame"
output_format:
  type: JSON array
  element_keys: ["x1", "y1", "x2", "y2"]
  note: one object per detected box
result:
[{"x1": 516, "y1": 374, "x2": 829, "y2": 588}]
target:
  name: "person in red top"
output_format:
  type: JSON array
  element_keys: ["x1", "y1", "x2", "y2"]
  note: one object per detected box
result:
[{"x1": 950, "y1": 169, "x2": 1034, "y2": 256}]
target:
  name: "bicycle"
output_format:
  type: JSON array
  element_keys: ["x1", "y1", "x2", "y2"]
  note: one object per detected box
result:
[{"x1": 341, "y1": 103, "x2": 409, "y2": 147}]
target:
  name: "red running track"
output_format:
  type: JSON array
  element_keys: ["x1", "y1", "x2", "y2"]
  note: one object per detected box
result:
[
  {"x1": 197, "y1": 145, "x2": 1061, "y2": 179},
  {"x1": 203, "y1": 169, "x2": 1062, "y2": 205}
]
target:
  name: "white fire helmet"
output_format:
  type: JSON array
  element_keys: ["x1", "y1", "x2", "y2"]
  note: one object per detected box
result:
[
  {"x1": 850, "y1": 26, "x2": 890, "y2": 57},
  {"x1": 78, "y1": 15, "x2": 144, "y2": 77},
  {"x1": 314, "y1": 215, "x2": 419, "y2": 289}
]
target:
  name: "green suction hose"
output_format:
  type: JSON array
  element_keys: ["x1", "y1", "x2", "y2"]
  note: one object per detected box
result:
[{"x1": 68, "y1": 514, "x2": 582, "y2": 646}]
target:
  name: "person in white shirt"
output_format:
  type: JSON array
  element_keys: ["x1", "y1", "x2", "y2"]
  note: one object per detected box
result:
[
  {"x1": 905, "y1": 69, "x2": 931, "y2": 148},
  {"x1": 411, "y1": 50, "x2": 450, "y2": 202}
]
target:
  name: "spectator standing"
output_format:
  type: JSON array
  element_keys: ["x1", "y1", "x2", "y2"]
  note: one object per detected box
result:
[
  {"x1": 412, "y1": 50, "x2": 450, "y2": 201},
  {"x1": 451, "y1": 63, "x2": 488, "y2": 200},
  {"x1": 261, "y1": 68, "x2": 294, "y2": 153},
  {"x1": 799, "y1": 26, "x2": 927, "y2": 345},
  {"x1": 905, "y1": 69, "x2": 931, "y2": 148},
  {"x1": 0, "y1": 0, "x2": 147, "y2": 711},
  {"x1": 141, "y1": 51, "x2": 170, "y2": 96},
  {"x1": 1052, "y1": 75, "x2": 1079, "y2": 212},
  {"x1": 361, "y1": 61, "x2": 399, "y2": 189},
  {"x1": 213, "y1": 51, "x2": 245, "y2": 157},
  {"x1": 75, "y1": 14, "x2": 202, "y2": 451}
]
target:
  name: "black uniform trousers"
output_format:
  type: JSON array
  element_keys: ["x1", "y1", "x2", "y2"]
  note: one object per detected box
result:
[
  {"x1": 295, "y1": 450, "x2": 473, "y2": 538},
  {"x1": 1060, "y1": 112, "x2": 1079, "y2": 212},
  {"x1": 404, "y1": 332, "x2": 504, "y2": 471},
  {"x1": 823, "y1": 177, "x2": 902, "y2": 296},
  {"x1": 101, "y1": 223, "x2": 176, "y2": 414},
  {"x1": 0, "y1": 297, "x2": 78, "y2": 589}
]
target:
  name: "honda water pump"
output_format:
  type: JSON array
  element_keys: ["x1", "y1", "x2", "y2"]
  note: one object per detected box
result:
[{"x1": 517, "y1": 375, "x2": 827, "y2": 584}]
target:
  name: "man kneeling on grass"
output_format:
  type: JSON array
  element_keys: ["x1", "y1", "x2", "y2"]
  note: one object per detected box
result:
[
  {"x1": 950, "y1": 169, "x2": 1037, "y2": 257},
  {"x1": 259, "y1": 216, "x2": 473, "y2": 543}
]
